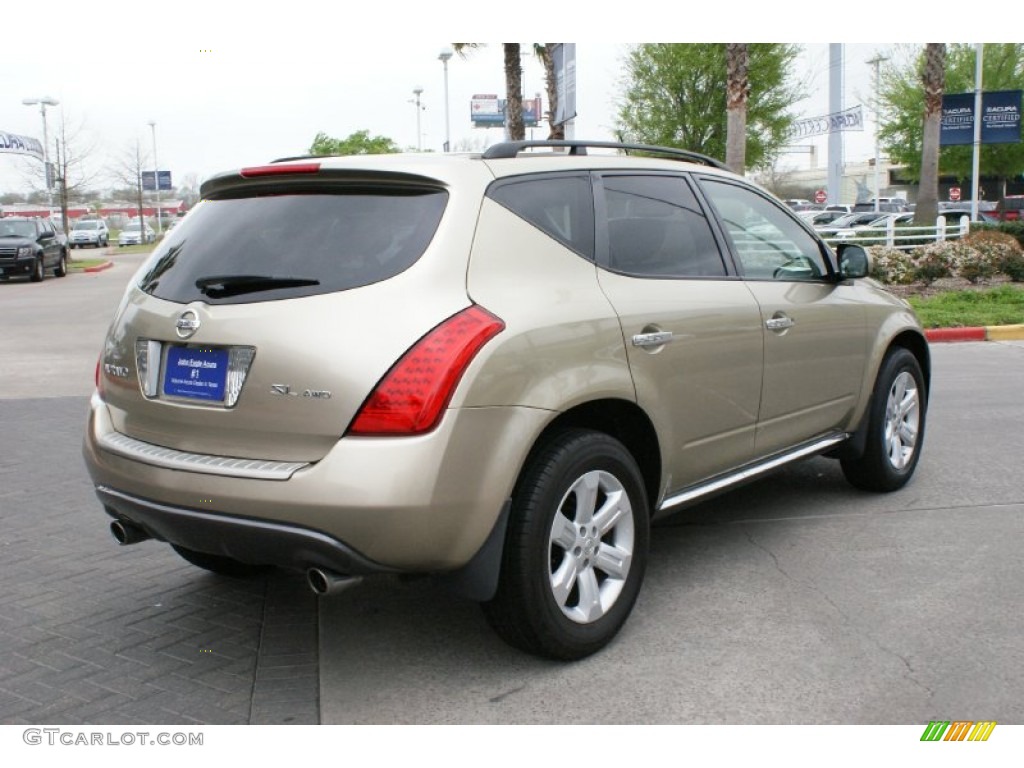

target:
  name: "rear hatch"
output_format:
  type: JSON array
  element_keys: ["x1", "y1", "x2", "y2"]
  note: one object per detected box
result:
[{"x1": 98, "y1": 163, "x2": 474, "y2": 463}]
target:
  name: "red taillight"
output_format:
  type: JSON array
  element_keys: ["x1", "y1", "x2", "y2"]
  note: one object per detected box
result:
[
  {"x1": 348, "y1": 306, "x2": 505, "y2": 436},
  {"x1": 239, "y1": 163, "x2": 321, "y2": 178}
]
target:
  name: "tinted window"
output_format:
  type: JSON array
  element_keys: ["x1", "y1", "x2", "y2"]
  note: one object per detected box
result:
[
  {"x1": 138, "y1": 189, "x2": 448, "y2": 304},
  {"x1": 602, "y1": 175, "x2": 726, "y2": 277},
  {"x1": 488, "y1": 175, "x2": 594, "y2": 259},
  {"x1": 701, "y1": 180, "x2": 828, "y2": 281}
]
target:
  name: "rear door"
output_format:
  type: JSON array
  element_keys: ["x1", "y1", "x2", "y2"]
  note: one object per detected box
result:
[{"x1": 593, "y1": 173, "x2": 764, "y2": 491}]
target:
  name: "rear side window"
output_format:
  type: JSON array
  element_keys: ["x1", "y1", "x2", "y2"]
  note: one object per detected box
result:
[
  {"x1": 487, "y1": 175, "x2": 595, "y2": 259},
  {"x1": 601, "y1": 174, "x2": 726, "y2": 277},
  {"x1": 138, "y1": 188, "x2": 447, "y2": 304}
]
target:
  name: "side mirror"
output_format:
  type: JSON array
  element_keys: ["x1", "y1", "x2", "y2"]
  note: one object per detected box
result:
[{"x1": 837, "y1": 243, "x2": 870, "y2": 279}]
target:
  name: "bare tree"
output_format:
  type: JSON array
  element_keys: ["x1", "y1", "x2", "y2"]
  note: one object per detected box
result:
[
  {"x1": 110, "y1": 140, "x2": 150, "y2": 227},
  {"x1": 726, "y1": 44, "x2": 750, "y2": 175},
  {"x1": 915, "y1": 43, "x2": 945, "y2": 225},
  {"x1": 51, "y1": 113, "x2": 101, "y2": 233}
]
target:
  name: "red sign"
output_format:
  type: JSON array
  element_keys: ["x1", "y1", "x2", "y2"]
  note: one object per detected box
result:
[
  {"x1": 949, "y1": 187, "x2": 961, "y2": 202},
  {"x1": 814, "y1": 189, "x2": 827, "y2": 204}
]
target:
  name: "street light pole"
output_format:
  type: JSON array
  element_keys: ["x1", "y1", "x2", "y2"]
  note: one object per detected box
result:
[
  {"x1": 866, "y1": 54, "x2": 889, "y2": 213},
  {"x1": 439, "y1": 48, "x2": 453, "y2": 153},
  {"x1": 148, "y1": 120, "x2": 162, "y2": 235},
  {"x1": 22, "y1": 96, "x2": 59, "y2": 214}
]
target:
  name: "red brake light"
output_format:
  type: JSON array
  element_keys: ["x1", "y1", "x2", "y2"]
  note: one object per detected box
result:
[
  {"x1": 348, "y1": 306, "x2": 505, "y2": 436},
  {"x1": 239, "y1": 163, "x2": 321, "y2": 178}
]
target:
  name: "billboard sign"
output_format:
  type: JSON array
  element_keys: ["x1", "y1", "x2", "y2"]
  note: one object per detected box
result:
[
  {"x1": 551, "y1": 43, "x2": 577, "y2": 125},
  {"x1": 941, "y1": 90, "x2": 1022, "y2": 146},
  {"x1": 471, "y1": 95, "x2": 543, "y2": 128},
  {"x1": 789, "y1": 105, "x2": 864, "y2": 140},
  {"x1": 0, "y1": 130, "x2": 44, "y2": 160},
  {"x1": 143, "y1": 171, "x2": 174, "y2": 191}
]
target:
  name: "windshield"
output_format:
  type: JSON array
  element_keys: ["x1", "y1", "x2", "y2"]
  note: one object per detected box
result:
[
  {"x1": 75, "y1": 221, "x2": 100, "y2": 230},
  {"x1": 125, "y1": 222, "x2": 144, "y2": 231},
  {"x1": 0, "y1": 221, "x2": 35, "y2": 238}
]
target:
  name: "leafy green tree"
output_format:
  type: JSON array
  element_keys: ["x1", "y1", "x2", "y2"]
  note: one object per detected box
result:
[
  {"x1": 308, "y1": 130, "x2": 400, "y2": 156},
  {"x1": 879, "y1": 43, "x2": 1024, "y2": 195},
  {"x1": 615, "y1": 43, "x2": 803, "y2": 169}
]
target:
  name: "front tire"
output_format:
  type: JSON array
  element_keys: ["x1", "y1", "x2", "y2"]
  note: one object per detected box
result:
[
  {"x1": 30, "y1": 257, "x2": 45, "y2": 282},
  {"x1": 483, "y1": 429, "x2": 649, "y2": 660},
  {"x1": 171, "y1": 544, "x2": 270, "y2": 579},
  {"x1": 841, "y1": 347, "x2": 926, "y2": 492}
]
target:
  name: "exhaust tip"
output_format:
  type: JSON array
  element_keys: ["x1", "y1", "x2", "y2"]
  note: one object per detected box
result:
[
  {"x1": 110, "y1": 519, "x2": 150, "y2": 545},
  {"x1": 307, "y1": 567, "x2": 362, "y2": 596}
]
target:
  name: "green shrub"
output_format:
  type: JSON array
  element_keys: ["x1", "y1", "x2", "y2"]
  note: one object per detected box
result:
[
  {"x1": 998, "y1": 251, "x2": 1024, "y2": 282},
  {"x1": 913, "y1": 242, "x2": 959, "y2": 284},
  {"x1": 868, "y1": 246, "x2": 916, "y2": 284},
  {"x1": 972, "y1": 221, "x2": 1024, "y2": 248}
]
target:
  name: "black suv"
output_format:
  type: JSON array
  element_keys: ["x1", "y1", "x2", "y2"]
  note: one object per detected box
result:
[{"x1": 0, "y1": 217, "x2": 68, "y2": 282}]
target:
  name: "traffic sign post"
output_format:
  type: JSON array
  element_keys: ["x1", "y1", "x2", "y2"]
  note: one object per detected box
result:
[{"x1": 814, "y1": 189, "x2": 827, "y2": 205}]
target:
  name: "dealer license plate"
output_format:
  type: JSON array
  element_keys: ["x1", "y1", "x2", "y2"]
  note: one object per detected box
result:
[{"x1": 163, "y1": 346, "x2": 229, "y2": 402}]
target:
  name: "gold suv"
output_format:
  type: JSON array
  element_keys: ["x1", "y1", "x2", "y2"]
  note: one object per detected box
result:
[{"x1": 83, "y1": 141, "x2": 929, "y2": 659}]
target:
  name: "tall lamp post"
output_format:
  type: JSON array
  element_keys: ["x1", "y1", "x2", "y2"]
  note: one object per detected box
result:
[
  {"x1": 148, "y1": 120, "x2": 163, "y2": 235},
  {"x1": 438, "y1": 48, "x2": 453, "y2": 153},
  {"x1": 866, "y1": 54, "x2": 889, "y2": 213},
  {"x1": 411, "y1": 87, "x2": 424, "y2": 151},
  {"x1": 22, "y1": 96, "x2": 59, "y2": 213}
]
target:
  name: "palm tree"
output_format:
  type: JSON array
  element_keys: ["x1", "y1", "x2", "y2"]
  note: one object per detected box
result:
[
  {"x1": 916, "y1": 43, "x2": 946, "y2": 225},
  {"x1": 725, "y1": 43, "x2": 749, "y2": 174},
  {"x1": 536, "y1": 44, "x2": 564, "y2": 139}
]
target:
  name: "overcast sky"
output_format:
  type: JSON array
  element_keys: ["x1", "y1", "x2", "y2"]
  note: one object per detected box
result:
[{"x1": 0, "y1": 6, "x2": 992, "y2": 199}]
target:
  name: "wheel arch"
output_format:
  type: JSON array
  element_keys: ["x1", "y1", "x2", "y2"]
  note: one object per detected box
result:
[{"x1": 524, "y1": 398, "x2": 662, "y2": 517}]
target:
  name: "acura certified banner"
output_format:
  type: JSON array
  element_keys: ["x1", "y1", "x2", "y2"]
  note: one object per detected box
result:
[
  {"x1": 0, "y1": 130, "x2": 44, "y2": 160},
  {"x1": 789, "y1": 105, "x2": 864, "y2": 140},
  {"x1": 940, "y1": 90, "x2": 1022, "y2": 146}
]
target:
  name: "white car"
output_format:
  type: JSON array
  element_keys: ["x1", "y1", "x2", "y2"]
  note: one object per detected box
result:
[
  {"x1": 118, "y1": 221, "x2": 156, "y2": 247},
  {"x1": 70, "y1": 219, "x2": 110, "y2": 248}
]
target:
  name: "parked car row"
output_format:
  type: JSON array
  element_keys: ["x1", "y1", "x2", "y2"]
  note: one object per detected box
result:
[{"x1": 0, "y1": 216, "x2": 69, "y2": 282}]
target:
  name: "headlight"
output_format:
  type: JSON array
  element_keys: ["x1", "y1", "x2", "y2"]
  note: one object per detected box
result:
[{"x1": 17, "y1": 246, "x2": 32, "y2": 257}]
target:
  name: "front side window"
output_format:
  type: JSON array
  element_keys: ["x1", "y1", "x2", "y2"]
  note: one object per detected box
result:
[
  {"x1": 601, "y1": 174, "x2": 726, "y2": 278},
  {"x1": 700, "y1": 179, "x2": 829, "y2": 281}
]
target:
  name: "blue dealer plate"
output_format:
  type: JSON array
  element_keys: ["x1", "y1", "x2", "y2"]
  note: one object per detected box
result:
[{"x1": 163, "y1": 346, "x2": 229, "y2": 402}]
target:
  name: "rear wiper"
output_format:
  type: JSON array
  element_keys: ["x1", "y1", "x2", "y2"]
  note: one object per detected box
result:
[{"x1": 195, "y1": 274, "x2": 320, "y2": 298}]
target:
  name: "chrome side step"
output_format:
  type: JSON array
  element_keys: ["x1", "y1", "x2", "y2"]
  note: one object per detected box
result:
[{"x1": 658, "y1": 433, "x2": 849, "y2": 514}]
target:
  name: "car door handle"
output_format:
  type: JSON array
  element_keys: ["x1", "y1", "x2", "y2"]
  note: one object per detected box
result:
[
  {"x1": 631, "y1": 331, "x2": 674, "y2": 348},
  {"x1": 765, "y1": 315, "x2": 795, "y2": 332}
]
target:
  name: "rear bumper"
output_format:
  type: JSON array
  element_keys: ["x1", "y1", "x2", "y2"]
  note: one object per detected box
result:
[
  {"x1": 96, "y1": 485, "x2": 389, "y2": 574},
  {"x1": 83, "y1": 392, "x2": 550, "y2": 573}
]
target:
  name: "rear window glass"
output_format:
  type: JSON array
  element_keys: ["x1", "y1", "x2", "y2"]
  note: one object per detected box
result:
[
  {"x1": 138, "y1": 189, "x2": 447, "y2": 304},
  {"x1": 1001, "y1": 197, "x2": 1024, "y2": 210}
]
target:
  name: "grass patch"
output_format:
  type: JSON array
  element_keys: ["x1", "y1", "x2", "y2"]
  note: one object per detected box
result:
[
  {"x1": 69, "y1": 258, "x2": 108, "y2": 270},
  {"x1": 112, "y1": 244, "x2": 157, "y2": 255},
  {"x1": 908, "y1": 285, "x2": 1024, "y2": 328}
]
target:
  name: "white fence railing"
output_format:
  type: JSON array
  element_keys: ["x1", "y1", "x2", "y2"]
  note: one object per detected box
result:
[{"x1": 822, "y1": 215, "x2": 972, "y2": 251}]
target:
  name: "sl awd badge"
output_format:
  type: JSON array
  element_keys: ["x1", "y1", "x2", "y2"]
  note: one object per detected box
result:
[{"x1": 271, "y1": 384, "x2": 332, "y2": 400}]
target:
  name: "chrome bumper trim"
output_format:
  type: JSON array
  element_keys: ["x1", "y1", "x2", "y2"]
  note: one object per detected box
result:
[{"x1": 98, "y1": 431, "x2": 308, "y2": 480}]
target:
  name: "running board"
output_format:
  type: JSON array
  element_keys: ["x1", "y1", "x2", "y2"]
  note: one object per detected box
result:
[{"x1": 658, "y1": 433, "x2": 849, "y2": 514}]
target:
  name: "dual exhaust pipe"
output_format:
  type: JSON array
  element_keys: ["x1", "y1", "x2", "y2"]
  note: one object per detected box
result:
[{"x1": 109, "y1": 520, "x2": 362, "y2": 596}]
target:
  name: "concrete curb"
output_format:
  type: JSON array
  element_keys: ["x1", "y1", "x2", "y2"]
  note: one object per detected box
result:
[
  {"x1": 926, "y1": 324, "x2": 1024, "y2": 343},
  {"x1": 78, "y1": 260, "x2": 114, "y2": 273}
]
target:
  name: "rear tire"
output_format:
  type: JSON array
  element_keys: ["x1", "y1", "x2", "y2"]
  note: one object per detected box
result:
[
  {"x1": 483, "y1": 429, "x2": 649, "y2": 660},
  {"x1": 171, "y1": 544, "x2": 270, "y2": 579},
  {"x1": 841, "y1": 347, "x2": 926, "y2": 492}
]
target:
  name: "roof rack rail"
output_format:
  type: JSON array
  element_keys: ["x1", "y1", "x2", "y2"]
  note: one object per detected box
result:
[
  {"x1": 481, "y1": 140, "x2": 730, "y2": 171},
  {"x1": 271, "y1": 154, "x2": 322, "y2": 163}
]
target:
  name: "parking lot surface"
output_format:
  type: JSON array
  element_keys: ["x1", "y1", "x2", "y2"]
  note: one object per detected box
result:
[{"x1": 2, "y1": 260, "x2": 1023, "y2": 725}]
